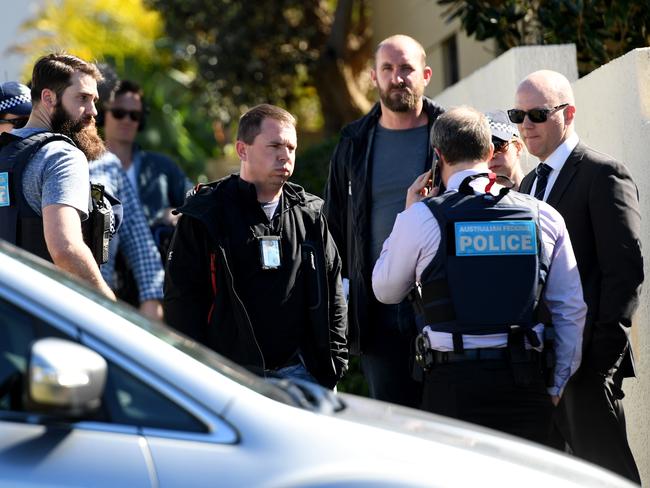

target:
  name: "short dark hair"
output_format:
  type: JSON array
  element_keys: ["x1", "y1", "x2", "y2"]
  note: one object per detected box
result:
[
  {"x1": 111, "y1": 79, "x2": 143, "y2": 102},
  {"x1": 31, "y1": 53, "x2": 102, "y2": 104},
  {"x1": 237, "y1": 104, "x2": 296, "y2": 144},
  {"x1": 96, "y1": 79, "x2": 146, "y2": 129},
  {"x1": 430, "y1": 106, "x2": 492, "y2": 165}
]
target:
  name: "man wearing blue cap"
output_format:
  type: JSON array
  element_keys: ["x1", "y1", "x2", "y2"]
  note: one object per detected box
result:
[{"x1": 0, "y1": 82, "x2": 31, "y2": 134}]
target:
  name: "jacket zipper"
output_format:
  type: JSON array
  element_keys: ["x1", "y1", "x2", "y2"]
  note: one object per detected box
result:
[
  {"x1": 207, "y1": 252, "x2": 218, "y2": 323},
  {"x1": 302, "y1": 242, "x2": 322, "y2": 310},
  {"x1": 219, "y1": 246, "x2": 266, "y2": 372}
]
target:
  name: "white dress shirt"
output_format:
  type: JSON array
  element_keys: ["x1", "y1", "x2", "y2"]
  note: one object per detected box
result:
[
  {"x1": 372, "y1": 168, "x2": 586, "y2": 396},
  {"x1": 530, "y1": 133, "x2": 579, "y2": 201}
]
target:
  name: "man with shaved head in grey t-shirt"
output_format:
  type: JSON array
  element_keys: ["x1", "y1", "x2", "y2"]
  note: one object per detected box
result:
[{"x1": 325, "y1": 35, "x2": 444, "y2": 408}]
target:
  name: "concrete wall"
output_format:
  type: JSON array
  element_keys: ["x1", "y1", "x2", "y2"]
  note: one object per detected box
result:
[
  {"x1": 434, "y1": 44, "x2": 578, "y2": 111},
  {"x1": 434, "y1": 44, "x2": 650, "y2": 483},
  {"x1": 573, "y1": 49, "x2": 650, "y2": 485}
]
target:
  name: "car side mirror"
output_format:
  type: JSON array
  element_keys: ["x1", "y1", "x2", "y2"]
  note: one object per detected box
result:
[{"x1": 28, "y1": 338, "x2": 107, "y2": 417}]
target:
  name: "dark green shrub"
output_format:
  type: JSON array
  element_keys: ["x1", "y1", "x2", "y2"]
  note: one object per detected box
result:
[{"x1": 292, "y1": 136, "x2": 338, "y2": 198}]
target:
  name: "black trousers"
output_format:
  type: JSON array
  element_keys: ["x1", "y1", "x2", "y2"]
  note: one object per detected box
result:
[
  {"x1": 420, "y1": 357, "x2": 554, "y2": 445},
  {"x1": 361, "y1": 302, "x2": 422, "y2": 409},
  {"x1": 552, "y1": 369, "x2": 640, "y2": 484}
]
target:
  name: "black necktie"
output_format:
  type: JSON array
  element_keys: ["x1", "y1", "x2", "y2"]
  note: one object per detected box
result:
[{"x1": 534, "y1": 163, "x2": 553, "y2": 201}]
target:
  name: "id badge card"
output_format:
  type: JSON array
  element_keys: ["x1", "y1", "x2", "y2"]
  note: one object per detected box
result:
[
  {"x1": 258, "y1": 235, "x2": 281, "y2": 270},
  {"x1": 0, "y1": 172, "x2": 10, "y2": 207}
]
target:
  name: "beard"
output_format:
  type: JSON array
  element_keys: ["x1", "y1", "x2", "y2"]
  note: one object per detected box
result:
[
  {"x1": 378, "y1": 81, "x2": 423, "y2": 113},
  {"x1": 51, "y1": 103, "x2": 106, "y2": 161}
]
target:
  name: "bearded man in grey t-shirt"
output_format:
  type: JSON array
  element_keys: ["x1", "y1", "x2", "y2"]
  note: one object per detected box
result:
[
  {"x1": 0, "y1": 53, "x2": 115, "y2": 299},
  {"x1": 325, "y1": 35, "x2": 445, "y2": 408}
]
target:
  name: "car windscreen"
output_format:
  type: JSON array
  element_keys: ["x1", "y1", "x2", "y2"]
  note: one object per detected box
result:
[{"x1": 0, "y1": 242, "x2": 298, "y2": 406}]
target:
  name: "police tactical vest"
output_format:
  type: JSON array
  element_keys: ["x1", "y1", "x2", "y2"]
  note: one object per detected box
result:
[
  {"x1": 0, "y1": 131, "x2": 120, "y2": 264},
  {"x1": 415, "y1": 175, "x2": 550, "y2": 352}
]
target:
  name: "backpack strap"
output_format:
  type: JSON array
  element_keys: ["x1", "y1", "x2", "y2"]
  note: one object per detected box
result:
[{"x1": 1, "y1": 131, "x2": 76, "y2": 160}]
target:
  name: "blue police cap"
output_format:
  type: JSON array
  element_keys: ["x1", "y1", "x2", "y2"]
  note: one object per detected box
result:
[{"x1": 0, "y1": 82, "x2": 32, "y2": 116}]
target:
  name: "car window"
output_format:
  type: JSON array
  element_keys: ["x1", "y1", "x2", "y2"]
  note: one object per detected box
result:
[
  {"x1": 0, "y1": 298, "x2": 204, "y2": 433},
  {"x1": 3, "y1": 243, "x2": 297, "y2": 407},
  {"x1": 102, "y1": 362, "x2": 206, "y2": 432},
  {"x1": 0, "y1": 299, "x2": 68, "y2": 411}
]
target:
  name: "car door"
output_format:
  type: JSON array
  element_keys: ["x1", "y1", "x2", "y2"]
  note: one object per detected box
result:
[{"x1": 0, "y1": 296, "x2": 155, "y2": 488}]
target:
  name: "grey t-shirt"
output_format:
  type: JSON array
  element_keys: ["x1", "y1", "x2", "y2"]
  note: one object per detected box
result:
[
  {"x1": 12, "y1": 128, "x2": 89, "y2": 219},
  {"x1": 261, "y1": 198, "x2": 280, "y2": 221},
  {"x1": 370, "y1": 124, "x2": 429, "y2": 264}
]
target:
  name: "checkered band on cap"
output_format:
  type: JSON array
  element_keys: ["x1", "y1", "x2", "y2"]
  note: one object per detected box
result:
[
  {"x1": 485, "y1": 110, "x2": 520, "y2": 141},
  {"x1": 490, "y1": 120, "x2": 512, "y2": 135},
  {"x1": 0, "y1": 94, "x2": 31, "y2": 113}
]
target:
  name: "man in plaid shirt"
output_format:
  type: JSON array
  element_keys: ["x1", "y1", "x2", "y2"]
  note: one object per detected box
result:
[{"x1": 90, "y1": 152, "x2": 164, "y2": 320}]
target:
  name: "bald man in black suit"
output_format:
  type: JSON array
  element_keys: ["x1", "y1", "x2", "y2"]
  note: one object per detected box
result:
[{"x1": 513, "y1": 70, "x2": 643, "y2": 483}]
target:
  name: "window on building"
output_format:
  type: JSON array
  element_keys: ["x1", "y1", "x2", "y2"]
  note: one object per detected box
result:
[{"x1": 442, "y1": 34, "x2": 459, "y2": 88}]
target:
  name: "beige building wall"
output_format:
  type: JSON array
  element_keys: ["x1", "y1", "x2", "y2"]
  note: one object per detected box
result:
[
  {"x1": 370, "y1": 0, "x2": 497, "y2": 95},
  {"x1": 573, "y1": 49, "x2": 650, "y2": 485},
  {"x1": 435, "y1": 44, "x2": 578, "y2": 172},
  {"x1": 434, "y1": 44, "x2": 650, "y2": 484},
  {"x1": 0, "y1": 0, "x2": 43, "y2": 82}
]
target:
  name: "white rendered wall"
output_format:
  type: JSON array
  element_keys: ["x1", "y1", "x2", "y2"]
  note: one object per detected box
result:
[
  {"x1": 434, "y1": 44, "x2": 650, "y2": 483},
  {"x1": 573, "y1": 48, "x2": 650, "y2": 485},
  {"x1": 435, "y1": 44, "x2": 579, "y2": 173}
]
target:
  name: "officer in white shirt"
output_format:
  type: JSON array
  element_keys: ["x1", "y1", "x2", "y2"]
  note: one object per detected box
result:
[{"x1": 372, "y1": 106, "x2": 586, "y2": 445}]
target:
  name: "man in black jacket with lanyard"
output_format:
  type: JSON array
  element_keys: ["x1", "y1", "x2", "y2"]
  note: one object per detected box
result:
[
  {"x1": 325, "y1": 35, "x2": 444, "y2": 407},
  {"x1": 164, "y1": 104, "x2": 347, "y2": 389}
]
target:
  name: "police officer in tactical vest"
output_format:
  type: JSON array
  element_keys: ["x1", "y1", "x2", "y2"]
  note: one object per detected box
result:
[
  {"x1": 372, "y1": 106, "x2": 586, "y2": 445},
  {"x1": 0, "y1": 54, "x2": 117, "y2": 299}
]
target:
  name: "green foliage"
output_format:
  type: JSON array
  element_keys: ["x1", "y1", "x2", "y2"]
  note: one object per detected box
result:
[
  {"x1": 14, "y1": 0, "x2": 218, "y2": 180},
  {"x1": 438, "y1": 0, "x2": 650, "y2": 75},
  {"x1": 437, "y1": 0, "x2": 528, "y2": 49},
  {"x1": 337, "y1": 356, "x2": 369, "y2": 396},
  {"x1": 292, "y1": 136, "x2": 339, "y2": 198},
  {"x1": 112, "y1": 55, "x2": 218, "y2": 181},
  {"x1": 144, "y1": 0, "x2": 373, "y2": 135},
  {"x1": 144, "y1": 0, "x2": 322, "y2": 123},
  {"x1": 14, "y1": 0, "x2": 163, "y2": 71}
]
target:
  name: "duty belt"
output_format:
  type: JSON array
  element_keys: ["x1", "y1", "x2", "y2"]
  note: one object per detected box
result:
[
  {"x1": 434, "y1": 348, "x2": 539, "y2": 363},
  {"x1": 414, "y1": 332, "x2": 540, "y2": 371}
]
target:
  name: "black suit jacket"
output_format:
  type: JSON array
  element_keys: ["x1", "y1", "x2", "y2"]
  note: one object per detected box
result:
[{"x1": 521, "y1": 142, "x2": 643, "y2": 377}]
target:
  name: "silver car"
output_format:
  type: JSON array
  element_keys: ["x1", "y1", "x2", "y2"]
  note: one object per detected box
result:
[{"x1": 0, "y1": 241, "x2": 634, "y2": 487}]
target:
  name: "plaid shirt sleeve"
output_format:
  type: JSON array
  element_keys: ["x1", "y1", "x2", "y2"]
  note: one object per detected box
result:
[
  {"x1": 91, "y1": 155, "x2": 164, "y2": 303},
  {"x1": 115, "y1": 168, "x2": 164, "y2": 302}
]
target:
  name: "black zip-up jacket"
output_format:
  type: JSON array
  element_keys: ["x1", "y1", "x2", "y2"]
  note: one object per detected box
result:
[
  {"x1": 164, "y1": 174, "x2": 348, "y2": 388},
  {"x1": 324, "y1": 98, "x2": 444, "y2": 354}
]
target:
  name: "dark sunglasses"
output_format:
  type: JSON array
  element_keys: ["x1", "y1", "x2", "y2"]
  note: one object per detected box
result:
[
  {"x1": 492, "y1": 138, "x2": 510, "y2": 154},
  {"x1": 507, "y1": 103, "x2": 569, "y2": 124},
  {"x1": 108, "y1": 108, "x2": 143, "y2": 122},
  {"x1": 0, "y1": 117, "x2": 29, "y2": 128}
]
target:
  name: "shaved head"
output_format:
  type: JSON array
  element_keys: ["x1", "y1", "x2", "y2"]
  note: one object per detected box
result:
[
  {"x1": 517, "y1": 70, "x2": 575, "y2": 107},
  {"x1": 375, "y1": 35, "x2": 427, "y2": 69},
  {"x1": 513, "y1": 70, "x2": 576, "y2": 160}
]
